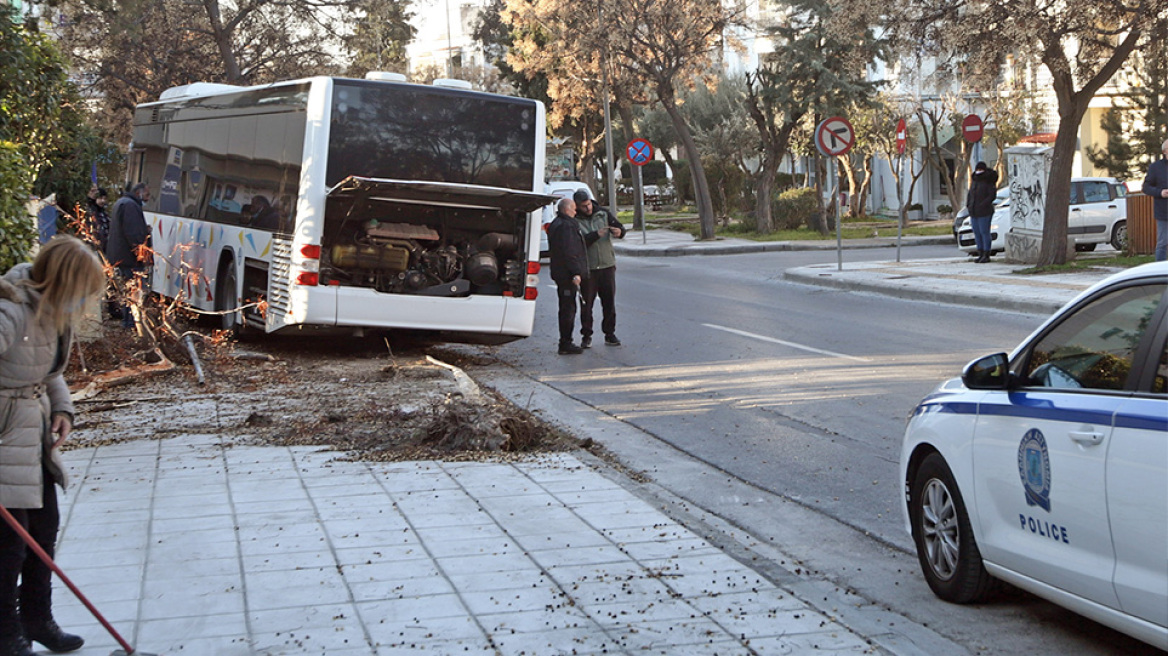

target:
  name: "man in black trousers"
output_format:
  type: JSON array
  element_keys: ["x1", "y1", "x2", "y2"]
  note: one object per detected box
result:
[{"x1": 546, "y1": 198, "x2": 594, "y2": 355}]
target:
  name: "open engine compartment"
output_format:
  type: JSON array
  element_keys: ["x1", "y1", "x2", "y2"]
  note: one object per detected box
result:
[{"x1": 321, "y1": 178, "x2": 552, "y2": 298}]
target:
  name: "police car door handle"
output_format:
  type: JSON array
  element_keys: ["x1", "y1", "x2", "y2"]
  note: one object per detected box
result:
[{"x1": 1069, "y1": 430, "x2": 1104, "y2": 446}]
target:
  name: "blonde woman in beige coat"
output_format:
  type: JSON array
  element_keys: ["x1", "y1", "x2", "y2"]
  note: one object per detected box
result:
[{"x1": 0, "y1": 236, "x2": 104, "y2": 656}]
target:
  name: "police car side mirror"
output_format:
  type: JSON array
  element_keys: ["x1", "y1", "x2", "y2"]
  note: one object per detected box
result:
[{"x1": 963, "y1": 353, "x2": 1010, "y2": 390}]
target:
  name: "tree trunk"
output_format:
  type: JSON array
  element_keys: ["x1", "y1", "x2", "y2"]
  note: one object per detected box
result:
[
  {"x1": 661, "y1": 94, "x2": 716, "y2": 240},
  {"x1": 838, "y1": 155, "x2": 857, "y2": 217},
  {"x1": 856, "y1": 155, "x2": 873, "y2": 216},
  {"x1": 1038, "y1": 114, "x2": 1086, "y2": 265},
  {"x1": 811, "y1": 155, "x2": 829, "y2": 234},
  {"x1": 202, "y1": 0, "x2": 242, "y2": 83},
  {"x1": 754, "y1": 150, "x2": 779, "y2": 233}
]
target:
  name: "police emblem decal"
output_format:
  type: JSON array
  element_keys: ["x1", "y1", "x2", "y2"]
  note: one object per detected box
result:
[{"x1": 1017, "y1": 428, "x2": 1051, "y2": 512}]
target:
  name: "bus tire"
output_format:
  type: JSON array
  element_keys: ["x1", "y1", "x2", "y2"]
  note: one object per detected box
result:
[{"x1": 217, "y1": 258, "x2": 245, "y2": 336}]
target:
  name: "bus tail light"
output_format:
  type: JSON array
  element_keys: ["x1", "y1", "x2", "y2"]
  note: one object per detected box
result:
[
  {"x1": 297, "y1": 243, "x2": 321, "y2": 285},
  {"x1": 523, "y1": 260, "x2": 539, "y2": 299}
]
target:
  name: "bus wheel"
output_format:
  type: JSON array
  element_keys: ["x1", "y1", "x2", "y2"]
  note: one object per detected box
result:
[{"x1": 218, "y1": 261, "x2": 245, "y2": 335}]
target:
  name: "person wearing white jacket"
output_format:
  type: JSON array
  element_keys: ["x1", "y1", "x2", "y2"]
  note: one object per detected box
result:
[{"x1": 0, "y1": 236, "x2": 104, "y2": 656}]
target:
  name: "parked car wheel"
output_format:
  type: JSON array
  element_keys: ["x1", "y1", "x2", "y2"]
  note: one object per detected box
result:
[
  {"x1": 1111, "y1": 220, "x2": 1127, "y2": 252},
  {"x1": 910, "y1": 453, "x2": 995, "y2": 603}
]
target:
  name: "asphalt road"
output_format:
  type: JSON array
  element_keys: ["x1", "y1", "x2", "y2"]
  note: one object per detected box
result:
[
  {"x1": 496, "y1": 244, "x2": 1040, "y2": 548},
  {"x1": 485, "y1": 244, "x2": 1153, "y2": 656}
]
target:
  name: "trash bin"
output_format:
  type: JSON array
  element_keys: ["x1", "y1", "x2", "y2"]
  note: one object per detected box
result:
[{"x1": 1126, "y1": 193, "x2": 1155, "y2": 255}]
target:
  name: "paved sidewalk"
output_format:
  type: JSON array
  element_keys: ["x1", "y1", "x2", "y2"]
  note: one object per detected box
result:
[
  {"x1": 613, "y1": 228, "x2": 951, "y2": 257},
  {"x1": 53, "y1": 436, "x2": 877, "y2": 656}
]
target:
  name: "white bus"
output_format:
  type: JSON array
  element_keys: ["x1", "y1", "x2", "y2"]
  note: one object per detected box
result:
[{"x1": 127, "y1": 74, "x2": 552, "y2": 343}]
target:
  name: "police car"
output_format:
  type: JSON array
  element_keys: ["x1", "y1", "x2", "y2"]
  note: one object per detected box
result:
[{"x1": 899, "y1": 261, "x2": 1167, "y2": 649}]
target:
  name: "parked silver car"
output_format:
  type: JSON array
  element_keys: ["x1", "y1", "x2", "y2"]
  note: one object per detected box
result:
[{"x1": 957, "y1": 177, "x2": 1127, "y2": 255}]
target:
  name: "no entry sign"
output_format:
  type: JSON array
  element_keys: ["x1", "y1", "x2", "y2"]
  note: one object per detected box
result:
[
  {"x1": 815, "y1": 117, "x2": 855, "y2": 157},
  {"x1": 626, "y1": 138, "x2": 653, "y2": 166},
  {"x1": 896, "y1": 118, "x2": 907, "y2": 155},
  {"x1": 962, "y1": 114, "x2": 984, "y2": 143}
]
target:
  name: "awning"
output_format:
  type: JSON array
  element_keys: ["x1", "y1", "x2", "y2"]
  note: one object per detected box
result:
[
  {"x1": 327, "y1": 176, "x2": 560, "y2": 214},
  {"x1": 1018, "y1": 133, "x2": 1057, "y2": 144}
]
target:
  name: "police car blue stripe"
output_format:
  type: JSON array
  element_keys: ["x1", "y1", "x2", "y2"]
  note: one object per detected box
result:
[{"x1": 928, "y1": 398, "x2": 1167, "y2": 430}]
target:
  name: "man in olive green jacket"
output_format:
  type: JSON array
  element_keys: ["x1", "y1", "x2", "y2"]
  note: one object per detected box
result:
[{"x1": 573, "y1": 190, "x2": 625, "y2": 347}]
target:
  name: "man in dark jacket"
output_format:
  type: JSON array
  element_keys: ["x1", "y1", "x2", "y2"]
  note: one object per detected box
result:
[
  {"x1": 1142, "y1": 138, "x2": 1168, "y2": 261},
  {"x1": 547, "y1": 198, "x2": 594, "y2": 355},
  {"x1": 966, "y1": 162, "x2": 1000, "y2": 263},
  {"x1": 105, "y1": 183, "x2": 153, "y2": 328}
]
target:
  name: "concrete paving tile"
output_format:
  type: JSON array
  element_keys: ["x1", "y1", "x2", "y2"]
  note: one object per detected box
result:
[
  {"x1": 148, "y1": 534, "x2": 239, "y2": 562},
  {"x1": 355, "y1": 593, "x2": 469, "y2": 624},
  {"x1": 400, "y1": 509, "x2": 496, "y2": 530},
  {"x1": 488, "y1": 626, "x2": 621, "y2": 656},
  {"x1": 688, "y1": 592, "x2": 834, "y2": 637},
  {"x1": 60, "y1": 508, "x2": 151, "y2": 528},
  {"x1": 639, "y1": 556, "x2": 778, "y2": 598},
  {"x1": 242, "y1": 549, "x2": 337, "y2": 573},
  {"x1": 619, "y1": 537, "x2": 725, "y2": 563},
  {"x1": 512, "y1": 529, "x2": 611, "y2": 553},
  {"x1": 606, "y1": 616, "x2": 735, "y2": 649},
  {"x1": 138, "y1": 587, "x2": 245, "y2": 621},
  {"x1": 433, "y1": 552, "x2": 538, "y2": 577},
  {"x1": 57, "y1": 530, "x2": 146, "y2": 556},
  {"x1": 56, "y1": 544, "x2": 146, "y2": 569},
  {"x1": 53, "y1": 600, "x2": 138, "y2": 635},
  {"x1": 349, "y1": 574, "x2": 455, "y2": 601},
  {"x1": 554, "y1": 486, "x2": 640, "y2": 508},
  {"x1": 373, "y1": 471, "x2": 458, "y2": 495},
  {"x1": 68, "y1": 496, "x2": 154, "y2": 516},
  {"x1": 246, "y1": 581, "x2": 352, "y2": 613},
  {"x1": 54, "y1": 563, "x2": 134, "y2": 589},
  {"x1": 306, "y1": 483, "x2": 392, "y2": 502},
  {"x1": 477, "y1": 606, "x2": 598, "y2": 634},
  {"x1": 249, "y1": 603, "x2": 369, "y2": 649},
  {"x1": 153, "y1": 526, "x2": 240, "y2": 549},
  {"x1": 340, "y1": 558, "x2": 440, "y2": 583},
  {"x1": 143, "y1": 572, "x2": 241, "y2": 601},
  {"x1": 459, "y1": 585, "x2": 571, "y2": 615},
  {"x1": 59, "y1": 517, "x2": 150, "y2": 542},
  {"x1": 375, "y1": 637, "x2": 495, "y2": 655},
  {"x1": 233, "y1": 497, "x2": 316, "y2": 515},
  {"x1": 145, "y1": 555, "x2": 240, "y2": 581},
  {"x1": 152, "y1": 634, "x2": 253, "y2": 654},
  {"x1": 238, "y1": 532, "x2": 331, "y2": 556},
  {"x1": 333, "y1": 544, "x2": 427, "y2": 568},
  {"x1": 150, "y1": 512, "x2": 237, "y2": 535},
  {"x1": 230, "y1": 478, "x2": 310, "y2": 502},
  {"x1": 392, "y1": 490, "x2": 482, "y2": 513},
  {"x1": 601, "y1": 525, "x2": 691, "y2": 544},
  {"x1": 408, "y1": 521, "x2": 508, "y2": 542},
  {"x1": 150, "y1": 497, "x2": 235, "y2": 520},
  {"x1": 583, "y1": 597, "x2": 704, "y2": 625},
  {"x1": 236, "y1": 519, "x2": 326, "y2": 542},
  {"x1": 443, "y1": 568, "x2": 553, "y2": 595},
  {"x1": 137, "y1": 611, "x2": 249, "y2": 642},
  {"x1": 494, "y1": 512, "x2": 595, "y2": 538},
  {"x1": 362, "y1": 611, "x2": 484, "y2": 644},
  {"x1": 529, "y1": 544, "x2": 630, "y2": 570},
  {"x1": 328, "y1": 527, "x2": 419, "y2": 550},
  {"x1": 416, "y1": 536, "x2": 523, "y2": 560},
  {"x1": 745, "y1": 630, "x2": 875, "y2": 653},
  {"x1": 323, "y1": 516, "x2": 412, "y2": 538}
]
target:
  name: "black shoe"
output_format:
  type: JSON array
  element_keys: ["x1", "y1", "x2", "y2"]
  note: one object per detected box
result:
[
  {"x1": 604, "y1": 335, "x2": 621, "y2": 346},
  {"x1": 0, "y1": 634, "x2": 35, "y2": 656},
  {"x1": 580, "y1": 336, "x2": 592, "y2": 349},
  {"x1": 558, "y1": 343, "x2": 584, "y2": 355},
  {"x1": 22, "y1": 620, "x2": 82, "y2": 653}
]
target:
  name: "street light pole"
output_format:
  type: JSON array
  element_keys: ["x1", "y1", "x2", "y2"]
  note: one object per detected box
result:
[{"x1": 598, "y1": 2, "x2": 617, "y2": 208}]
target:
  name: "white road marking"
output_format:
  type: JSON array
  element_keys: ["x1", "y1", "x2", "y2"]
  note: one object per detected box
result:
[{"x1": 702, "y1": 323, "x2": 870, "y2": 362}]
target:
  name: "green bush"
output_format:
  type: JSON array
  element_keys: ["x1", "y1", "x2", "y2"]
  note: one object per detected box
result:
[
  {"x1": 0, "y1": 142, "x2": 35, "y2": 272},
  {"x1": 937, "y1": 204, "x2": 953, "y2": 215},
  {"x1": 672, "y1": 159, "x2": 693, "y2": 204},
  {"x1": 641, "y1": 160, "x2": 667, "y2": 184},
  {"x1": 773, "y1": 187, "x2": 818, "y2": 231}
]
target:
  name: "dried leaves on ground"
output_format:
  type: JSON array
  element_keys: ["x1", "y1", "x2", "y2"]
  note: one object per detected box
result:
[{"x1": 66, "y1": 323, "x2": 577, "y2": 461}]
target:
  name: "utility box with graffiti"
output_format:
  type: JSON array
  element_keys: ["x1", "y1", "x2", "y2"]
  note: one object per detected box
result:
[{"x1": 1005, "y1": 145, "x2": 1053, "y2": 263}]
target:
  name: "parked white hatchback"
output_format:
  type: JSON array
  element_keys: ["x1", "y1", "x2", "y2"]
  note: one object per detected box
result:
[
  {"x1": 957, "y1": 177, "x2": 1128, "y2": 255},
  {"x1": 540, "y1": 181, "x2": 594, "y2": 257},
  {"x1": 899, "y1": 261, "x2": 1167, "y2": 649}
]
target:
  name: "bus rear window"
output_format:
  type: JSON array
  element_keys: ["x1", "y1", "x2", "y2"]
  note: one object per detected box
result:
[{"x1": 326, "y1": 81, "x2": 537, "y2": 190}]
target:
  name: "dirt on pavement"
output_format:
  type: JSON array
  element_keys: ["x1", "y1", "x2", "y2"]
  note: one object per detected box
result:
[{"x1": 64, "y1": 324, "x2": 580, "y2": 461}]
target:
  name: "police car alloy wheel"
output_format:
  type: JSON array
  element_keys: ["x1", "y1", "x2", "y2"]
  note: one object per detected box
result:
[{"x1": 910, "y1": 453, "x2": 995, "y2": 603}]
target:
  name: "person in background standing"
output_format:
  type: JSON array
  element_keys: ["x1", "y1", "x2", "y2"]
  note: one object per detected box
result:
[
  {"x1": 966, "y1": 161, "x2": 999, "y2": 263},
  {"x1": 84, "y1": 188, "x2": 110, "y2": 253},
  {"x1": 573, "y1": 190, "x2": 625, "y2": 348},
  {"x1": 547, "y1": 198, "x2": 593, "y2": 355},
  {"x1": 1142, "y1": 138, "x2": 1168, "y2": 262},
  {"x1": 105, "y1": 183, "x2": 152, "y2": 329},
  {"x1": 0, "y1": 235, "x2": 104, "y2": 656}
]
